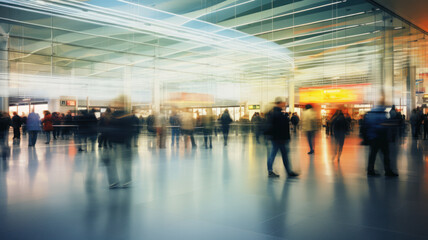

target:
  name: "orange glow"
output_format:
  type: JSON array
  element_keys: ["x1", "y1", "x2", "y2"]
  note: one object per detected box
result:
[{"x1": 299, "y1": 84, "x2": 370, "y2": 103}]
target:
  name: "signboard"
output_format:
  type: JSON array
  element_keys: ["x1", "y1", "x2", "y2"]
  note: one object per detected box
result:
[
  {"x1": 416, "y1": 79, "x2": 424, "y2": 94},
  {"x1": 248, "y1": 105, "x2": 260, "y2": 110},
  {"x1": 60, "y1": 100, "x2": 76, "y2": 106},
  {"x1": 299, "y1": 83, "x2": 370, "y2": 104},
  {"x1": 167, "y1": 92, "x2": 214, "y2": 105}
]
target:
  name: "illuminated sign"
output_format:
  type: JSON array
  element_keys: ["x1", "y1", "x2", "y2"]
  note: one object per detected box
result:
[
  {"x1": 248, "y1": 105, "x2": 260, "y2": 110},
  {"x1": 299, "y1": 84, "x2": 370, "y2": 104},
  {"x1": 60, "y1": 100, "x2": 77, "y2": 106},
  {"x1": 66, "y1": 100, "x2": 76, "y2": 106}
]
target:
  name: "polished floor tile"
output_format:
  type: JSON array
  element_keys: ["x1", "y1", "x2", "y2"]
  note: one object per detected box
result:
[{"x1": 0, "y1": 131, "x2": 428, "y2": 239}]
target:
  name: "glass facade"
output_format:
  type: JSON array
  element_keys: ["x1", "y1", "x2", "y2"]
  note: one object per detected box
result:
[{"x1": 0, "y1": 0, "x2": 426, "y2": 114}]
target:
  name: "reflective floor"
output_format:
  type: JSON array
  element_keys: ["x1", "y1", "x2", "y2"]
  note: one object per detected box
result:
[{"x1": 1, "y1": 131, "x2": 428, "y2": 240}]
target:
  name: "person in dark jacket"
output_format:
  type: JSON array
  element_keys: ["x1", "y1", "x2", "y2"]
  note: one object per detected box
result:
[
  {"x1": 102, "y1": 107, "x2": 134, "y2": 189},
  {"x1": 265, "y1": 97, "x2": 298, "y2": 178},
  {"x1": 98, "y1": 108, "x2": 113, "y2": 148},
  {"x1": 365, "y1": 98, "x2": 398, "y2": 177},
  {"x1": 11, "y1": 112, "x2": 22, "y2": 140},
  {"x1": 423, "y1": 114, "x2": 428, "y2": 140},
  {"x1": 0, "y1": 112, "x2": 11, "y2": 160},
  {"x1": 220, "y1": 109, "x2": 233, "y2": 146},
  {"x1": 251, "y1": 112, "x2": 262, "y2": 143},
  {"x1": 61, "y1": 111, "x2": 73, "y2": 139},
  {"x1": 52, "y1": 112, "x2": 61, "y2": 140},
  {"x1": 290, "y1": 113, "x2": 300, "y2": 134},
  {"x1": 331, "y1": 110, "x2": 347, "y2": 162},
  {"x1": 131, "y1": 111, "x2": 140, "y2": 147}
]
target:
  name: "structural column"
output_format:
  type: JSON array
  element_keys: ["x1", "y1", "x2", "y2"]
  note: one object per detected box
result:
[
  {"x1": 382, "y1": 25, "x2": 394, "y2": 105},
  {"x1": 406, "y1": 65, "x2": 416, "y2": 118},
  {"x1": 0, "y1": 29, "x2": 9, "y2": 112},
  {"x1": 123, "y1": 66, "x2": 132, "y2": 111},
  {"x1": 288, "y1": 81, "x2": 295, "y2": 113}
]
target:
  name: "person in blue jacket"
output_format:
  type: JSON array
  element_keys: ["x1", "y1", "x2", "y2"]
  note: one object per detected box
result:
[{"x1": 364, "y1": 98, "x2": 398, "y2": 177}]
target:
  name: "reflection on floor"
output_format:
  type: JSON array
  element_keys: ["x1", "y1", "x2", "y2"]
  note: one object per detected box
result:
[{"x1": 0, "y1": 131, "x2": 428, "y2": 240}]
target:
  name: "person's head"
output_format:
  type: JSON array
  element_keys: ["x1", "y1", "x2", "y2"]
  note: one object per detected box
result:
[
  {"x1": 13, "y1": 112, "x2": 17, "y2": 116},
  {"x1": 391, "y1": 105, "x2": 396, "y2": 110},
  {"x1": 305, "y1": 104, "x2": 312, "y2": 110},
  {"x1": 224, "y1": 109, "x2": 229, "y2": 113},
  {"x1": 274, "y1": 97, "x2": 285, "y2": 108}
]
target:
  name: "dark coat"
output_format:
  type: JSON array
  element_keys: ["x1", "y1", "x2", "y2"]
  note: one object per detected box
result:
[
  {"x1": 107, "y1": 111, "x2": 133, "y2": 144},
  {"x1": 266, "y1": 106, "x2": 290, "y2": 141},
  {"x1": 0, "y1": 115, "x2": 11, "y2": 132},
  {"x1": 12, "y1": 115, "x2": 22, "y2": 128},
  {"x1": 331, "y1": 114, "x2": 347, "y2": 138},
  {"x1": 220, "y1": 112, "x2": 232, "y2": 128}
]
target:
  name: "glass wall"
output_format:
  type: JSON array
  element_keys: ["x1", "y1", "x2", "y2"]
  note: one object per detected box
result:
[{"x1": 0, "y1": 0, "x2": 426, "y2": 117}]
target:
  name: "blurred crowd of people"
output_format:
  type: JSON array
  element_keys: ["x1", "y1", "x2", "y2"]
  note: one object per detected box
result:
[{"x1": 0, "y1": 95, "x2": 421, "y2": 187}]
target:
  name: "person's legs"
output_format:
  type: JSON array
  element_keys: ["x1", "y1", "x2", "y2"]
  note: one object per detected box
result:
[
  {"x1": 102, "y1": 147, "x2": 119, "y2": 188},
  {"x1": 17, "y1": 127, "x2": 20, "y2": 139},
  {"x1": 380, "y1": 140, "x2": 393, "y2": 173},
  {"x1": 368, "y1": 140, "x2": 380, "y2": 173},
  {"x1": 45, "y1": 131, "x2": 50, "y2": 143},
  {"x1": 190, "y1": 130, "x2": 196, "y2": 147},
  {"x1": 13, "y1": 127, "x2": 19, "y2": 139},
  {"x1": 337, "y1": 135, "x2": 345, "y2": 160},
  {"x1": 267, "y1": 140, "x2": 279, "y2": 172},
  {"x1": 307, "y1": 131, "x2": 314, "y2": 153},
  {"x1": 204, "y1": 132, "x2": 208, "y2": 148},
  {"x1": 223, "y1": 127, "x2": 229, "y2": 145},
  {"x1": 424, "y1": 125, "x2": 428, "y2": 140},
  {"x1": 29, "y1": 131, "x2": 37, "y2": 146},
  {"x1": 278, "y1": 141, "x2": 291, "y2": 173},
  {"x1": 255, "y1": 129, "x2": 260, "y2": 143},
  {"x1": 28, "y1": 131, "x2": 33, "y2": 146},
  {"x1": 175, "y1": 129, "x2": 180, "y2": 147},
  {"x1": 171, "y1": 128, "x2": 176, "y2": 146}
]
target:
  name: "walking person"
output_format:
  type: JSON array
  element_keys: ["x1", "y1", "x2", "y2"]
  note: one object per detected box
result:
[
  {"x1": 11, "y1": 112, "x2": 22, "y2": 140},
  {"x1": 169, "y1": 110, "x2": 181, "y2": 147},
  {"x1": 302, "y1": 104, "x2": 317, "y2": 154},
  {"x1": 410, "y1": 109, "x2": 419, "y2": 139},
  {"x1": 27, "y1": 109, "x2": 41, "y2": 147},
  {"x1": 365, "y1": 98, "x2": 398, "y2": 177},
  {"x1": 180, "y1": 109, "x2": 197, "y2": 148},
  {"x1": 265, "y1": 97, "x2": 298, "y2": 178},
  {"x1": 220, "y1": 109, "x2": 233, "y2": 146},
  {"x1": 202, "y1": 109, "x2": 215, "y2": 149},
  {"x1": 251, "y1": 112, "x2": 262, "y2": 143},
  {"x1": 102, "y1": 103, "x2": 134, "y2": 189},
  {"x1": 0, "y1": 112, "x2": 11, "y2": 160},
  {"x1": 42, "y1": 111, "x2": 53, "y2": 144},
  {"x1": 331, "y1": 110, "x2": 348, "y2": 162},
  {"x1": 52, "y1": 112, "x2": 61, "y2": 140},
  {"x1": 131, "y1": 111, "x2": 141, "y2": 147},
  {"x1": 290, "y1": 113, "x2": 300, "y2": 134},
  {"x1": 21, "y1": 113, "x2": 28, "y2": 136},
  {"x1": 424, "y1": 114, "x2": 428, "y2": 140}
]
